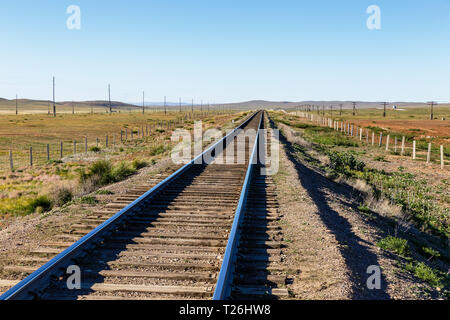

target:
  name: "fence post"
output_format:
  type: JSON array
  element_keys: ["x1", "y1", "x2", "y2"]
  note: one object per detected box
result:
[
  {"x1": 46, "y1": 144, "x2": 50, "y2": 161},
  {"x1": 96, "y1": 138, "x2": 99, "y2": 147},
  {"x1": 120, "y1": 130, "x2": 123, "y2": 143},
  {"x1": 9, "y1": 150, "x2": 13, "y2": 171},
  {"x1": 85, "y1": 137, "x2": 88, "y2": 153},
  {"x1": 427, "y1": 143, "x2": 432, "y2": 164},
  {"x1": 372, "y1": 132, "x2": 375, "y2": 146},
  {"x1": 366, "y1": 130, "x2": 369, "y2": 143},
  {"x1": 394, "y1": 137, "x2": 397, "y2": 153},
  {"x1": 60, "y1": 141, "x2": 63, "y2": 159},
  {"x1": 401, "y1": 136, "x2": 405, "y2": 155},
  {"x1": 441, "y1": 145, "x2": 444, "y2": 169},
  {"x1": 359, "y1": 128, "x2": 363, "y2": 141},
  {"x1": 413, "y1": 141, "x2": 416, "y2": 159},
  {"x1": 29, "y1": 147, "x2": 33, "y2": 166},
  {"x1": 106, "y1": 135, "x2": 109, "y2": 148},
  {"x1": 385, "y1": 135, "x2": 390, "y2": 151},
  {"x1": 379, "y1": 132, "x2": 383, "y2": 147},
  {"x1": 73, "y1": 140, "x2": 77, "y2": 154}
]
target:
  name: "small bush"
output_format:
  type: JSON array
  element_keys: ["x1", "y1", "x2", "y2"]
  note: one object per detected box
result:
[
  {"x1": 53, "y1": 187, "x2": 73, "y2": 207},
  {"x1": 131, "y1": 159, "x2": 148, "y2": 170},
  {"x1": 112, "y1": 162, "x2": 136, "y2": 181},
  {"x1": 79, "y1": 160, "x2": 113, "y2": 186},
  {"x1": 328, "y1": 151, "x2": 365, "y2": 175},
  {"x1": 377, "y1": 236, "x2": 410, "y2": 256},
  {"x1": 79, "y1": 196, "x2": 98, "y2": 205},
  {"x1": 420, "y1": 246, "x2": 441, "y2": 260},
  {"x1": 95, "y1": 189, "x2": 114, "y2": 195},
  {"x1": 18, "y1": 196, "x2": 53, "y2": 215},
  {"x1": 374, "y1": 155, "x2": 388, "y2": 162},
  {"x1": 89, "y1": 146, "x2": 101, "y2": 153},
  {"x1": 79, "y1": 160, "x2": 140, "y2": 192},
  {"x1": 149, "y1": 144, "x2": 166, "y2": 156},
  {"x1": 403, "y1": 261, "x2": 442, "y2": 288}
]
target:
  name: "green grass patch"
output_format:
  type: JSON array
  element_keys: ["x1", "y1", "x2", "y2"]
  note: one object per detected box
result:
[
  {"x1": 403, "y1": 261, "x2": 443, "y2": 288},
  {"x1": 79, "y1": 196, "x2": 98, "y2": 205},
  {"x1": 377, "y1": 236, "x2": 410, "y2": 257},
  {"x1": 95, "y1": 189, "x2": 114, "y2": 195}
]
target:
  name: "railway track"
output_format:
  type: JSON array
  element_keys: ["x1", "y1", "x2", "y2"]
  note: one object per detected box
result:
[{"x1": 0, "y1": 110, "x2": 288, "y2": 300}]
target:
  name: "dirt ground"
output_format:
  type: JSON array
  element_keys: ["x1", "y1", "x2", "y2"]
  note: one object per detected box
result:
[
  {"x1": 273, "y1": 121, "x2": 431, "y2": 300},
  {"x1": 351, "y1": 119, "x2": 450, "y2": 144}
]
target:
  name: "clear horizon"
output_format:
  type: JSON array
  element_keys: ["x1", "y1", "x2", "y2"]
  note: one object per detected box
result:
[{"x1": 1, "y1": 1, "x2": 449, "y2": 103}]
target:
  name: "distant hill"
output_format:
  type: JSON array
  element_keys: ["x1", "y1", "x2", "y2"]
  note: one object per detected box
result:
[{"x1": 0, "y1": 97, "x2": 447, "y2": 113}]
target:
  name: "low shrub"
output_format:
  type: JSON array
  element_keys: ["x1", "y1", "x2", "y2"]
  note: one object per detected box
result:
[
  {"x1": 403, "y1": 261, "x2": 442, "y2": 288},
  {"x1": 52, "y1": 186, "x2": 73, "y2": 207},
  {"x1": 95, "y1": 189, "x2": 114, "y2": 195},
  {"x1": 377, "y1": 236, "x2": 410, "y2": 256},
  {"x1": 131, "y1": 159, "x2": 148, "y2": 170},
  {"x1": 328, "y1": 151, "x2": 365, "y2": 175},
  {"x1": 79, "y1": 196, "x2": 98, "y2": 205},
  {"x1": 112, "y1": 162, "x2": 136, "y2": 181},
  {"x1": 149, "y1": 144, "x2": 166, "y2": 156},
  {"x1": 89, "y1": 146, "x2": 101, "y2": 153},
  {"x1": 78, "y1": 160, "x2": 139, "y2": 191}
]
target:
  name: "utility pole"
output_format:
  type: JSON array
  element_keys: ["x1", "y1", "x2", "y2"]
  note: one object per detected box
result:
[
  {"x1": 381, "y1": 102, "x2": 388, "y2": 117},
  {"x1": 191, "y1": 99, "x2": 194, "y2": 116},
  {"x1": 142, "y1": 91, "x2": 145, "y2": 114},
  {"x1": 72, "y1": 100, "x2": 75, "y2": 114},
  {"x1": 48, "y1": 100, "x2": 50, "y2": 115},
  {"x1": 428, "y1": 101, "x2": 436, "y2": 120},
  {"x1": 179, "y1": 98, "x2": 182, "y2": 113},
  {"x1": 108, "y1": 84, "x2": 112, "y2": 113},
  {"x1": 330, "y1": 105, "x2": 333, "y2": 116},
  {"x1": 352, "y1": 102, "x2": 357, "y2": 116},
  {"x1": 164, "y1": 96, "x2": 167, "y2": 115},
  {"x1": 53, "y1": 76, "x2": 56, "y2": 117},
  {"x1": 15, "y1": 94, "x2": 18, "y2": 115},
  {"x1": 340, "y1": 104, "x2": 343, "y2": 116}
]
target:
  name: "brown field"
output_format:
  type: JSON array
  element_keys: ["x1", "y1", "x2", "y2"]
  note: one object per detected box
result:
[{"x1": 352, "y1": 119, "x2": 450, "y2": 144}]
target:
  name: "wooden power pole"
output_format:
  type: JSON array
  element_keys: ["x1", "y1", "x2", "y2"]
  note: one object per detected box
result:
[
  {"x1": 108, "y1": 84, "x2": 112, "y2": 113},
  {"x1": 428, "y1": 101, "x2": 437, "y2": 120},
  {"x1": 381, "y1": 102, "x2": 388, "y2": 117},
  {"x1": 53, "y1": 76, "x2": 56, "y2": 117},
  {"x1": 339, "y1": 104, "x2": 343, "y2": 116},
  {"x1": 352, "y1": 102, "x2": 357, "y2": 116},
  {"x1": 164, "y1": 96, "x2": 167, "y2": 115},
  {"x1": 15, "y1": 95, "x2": 18, "y2": 115}
]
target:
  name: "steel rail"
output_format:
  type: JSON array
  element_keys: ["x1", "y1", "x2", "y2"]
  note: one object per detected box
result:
[
  {"x1": 1, "y1": 111, "x2": 261, "y2": 300},
  {"x1": 213, "y1": 112, "x2": 263, "y2": 300}
]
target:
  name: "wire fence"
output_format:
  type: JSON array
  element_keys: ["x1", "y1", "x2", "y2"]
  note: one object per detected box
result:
[
  {"x1": 294, "y1": 111, "x2": 449, "y2": 169},
  {"x1": 0, "y1": 119, "x2": 181, "y2": 172}
]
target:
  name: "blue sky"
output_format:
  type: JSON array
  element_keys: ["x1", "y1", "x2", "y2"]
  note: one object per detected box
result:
[{"x1": 0, "y1": 0, "x2": 449, "y2": 103}]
